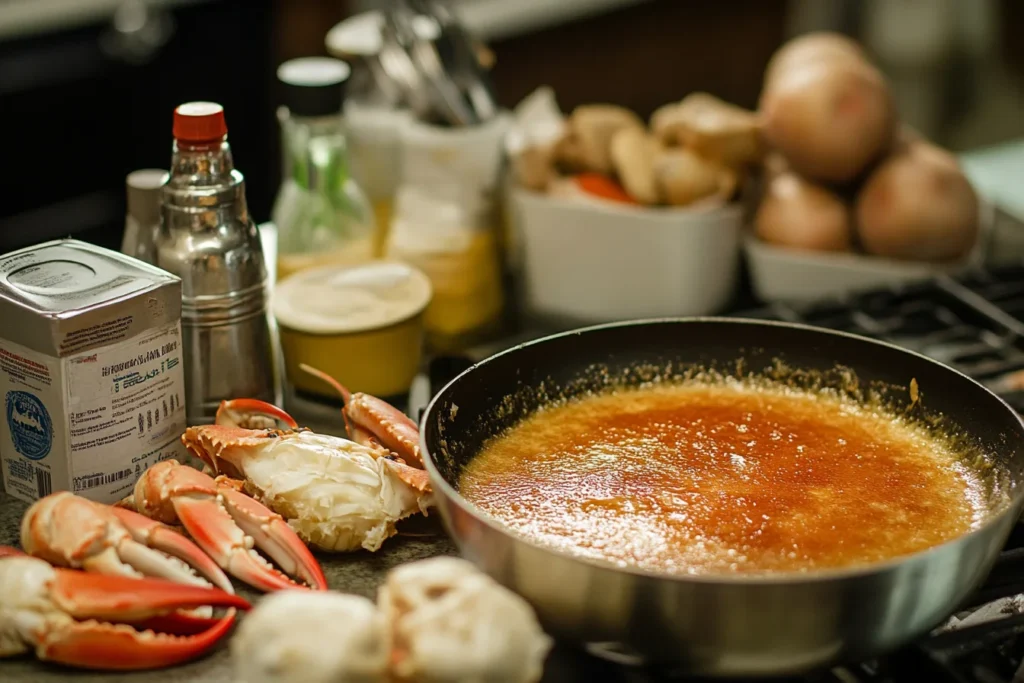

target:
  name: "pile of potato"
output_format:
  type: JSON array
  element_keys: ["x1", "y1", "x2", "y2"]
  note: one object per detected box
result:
[
  {"x1": 754, "y1": 32, "x2": 981, "y2": 263},
  {"x1": 513, "y1": 94, "x2": 764, "y2": 208}
]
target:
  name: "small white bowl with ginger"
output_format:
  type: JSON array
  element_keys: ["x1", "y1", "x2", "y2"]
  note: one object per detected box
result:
[{"x1": 505, "y1": 90, "x2": 760, "y2": 324}]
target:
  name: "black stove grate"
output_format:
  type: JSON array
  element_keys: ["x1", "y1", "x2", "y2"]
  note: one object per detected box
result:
[{"x1": 735, "y1": 268, "x2": 1024, "y2": 413}]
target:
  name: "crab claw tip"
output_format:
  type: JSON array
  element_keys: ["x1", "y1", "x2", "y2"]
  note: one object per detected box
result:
[
  {"x1": 170, "y1": 487, "x2": 327, "y2": 593},
  {"x1": 50, "y1": 568, "x2": 250, "y2": 621},
  {"x1": 0, "y1": 545, "x2": 27, "y2": 559},
  {"x1": 216, "y1": 398, "x2": 298, "y2": 430},
  {"x1": 109, "y1": 506, "x2": 236, "y2": 594},
  {"x1": 41, "y1": 612, "x2": 238, "y2": 670}
]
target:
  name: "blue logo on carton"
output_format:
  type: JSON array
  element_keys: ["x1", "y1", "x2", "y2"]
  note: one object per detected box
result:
[{"x1": 6, "y1": 391, "x2": 52, "y2": 461}]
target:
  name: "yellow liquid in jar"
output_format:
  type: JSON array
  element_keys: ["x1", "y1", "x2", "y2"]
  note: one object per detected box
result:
[
  {"x1": 276, "y1": 236, "x2": 377, "y2": 283},
  {"x1": 372, "y1": 199, "x2": 393, "y2": 258},
  {"x1": 389, "y1": 228, "x2": 504, "y2": 352}
]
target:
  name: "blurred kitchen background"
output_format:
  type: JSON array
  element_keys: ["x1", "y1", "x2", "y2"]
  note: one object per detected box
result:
[{"x1": 1, "y1": 0, "x2": 1021, "y2": 255}]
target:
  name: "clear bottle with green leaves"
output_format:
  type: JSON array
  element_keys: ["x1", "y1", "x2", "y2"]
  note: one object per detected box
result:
[{"x1": 272, "y1": 57, "x2": 376, "y2": 282}]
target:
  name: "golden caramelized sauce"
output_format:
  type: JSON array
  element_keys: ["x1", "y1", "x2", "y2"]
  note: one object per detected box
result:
[{"x1": 459, "y1": 382, "x2": 987, "y2": 575}]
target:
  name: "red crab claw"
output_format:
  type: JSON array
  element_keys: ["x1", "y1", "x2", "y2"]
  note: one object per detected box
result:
[
  {"x1": 21, "y1": 491, "x2": 234, "y2": 594},
  {"x1": 108, "y1": 506, "x2": 235, "y2": 594},
  {"x1": 215, "y1": 398, "x2": 299, "y2": 430},
  {"x1": 299, "y1": 363, "x2": 424, "y2": 469},
  {"x1": 133, "y1": 459, "x2": 327, "y2": 593},
  {"x1": 0, "y1": 554, "x2": 249, "y2": 671}
]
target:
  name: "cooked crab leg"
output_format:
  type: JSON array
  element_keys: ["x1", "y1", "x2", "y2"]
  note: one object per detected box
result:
[
  {"x1": 216, "y1": 398, "x2": 299, "y2": 430},
  {"x1": 299, "y1": 363, "x2": 424, "y2": 468},
  {"x1": 21, "y1": 492, "x2": 233, "y2": 593},
  {"x1": 213, "y1": 365, "x2": 423, "y2": 469},
  {"x1": 132, "y1": 459, "x2": 327, "y2": 592},
  {"x1": 0, "y1": 550, "x2": 249, "y2": 670}
]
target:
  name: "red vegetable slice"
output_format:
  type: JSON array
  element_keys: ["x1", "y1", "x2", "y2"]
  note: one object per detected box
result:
[{"x1": 573, "y1": 173, "x2": 639, "y2": 205}]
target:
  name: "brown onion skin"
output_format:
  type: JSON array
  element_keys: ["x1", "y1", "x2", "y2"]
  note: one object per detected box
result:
[
  {"x1": 763, "y1": 31, "x2": 867, "y2": 93},
  {"x1": 755, "y1": 171, "x2": 853, "y2": 252},
  {"x1": 760, "y1": 60, "x2": 897, "y2": 184},
  {"x1": 855, "y1": 141, "x2": 980, "y2": 263}
]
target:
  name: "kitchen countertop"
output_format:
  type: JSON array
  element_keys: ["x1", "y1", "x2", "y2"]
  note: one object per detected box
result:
[{"x1": 0, "y1": 486, "x2": 460, "y2": 681}]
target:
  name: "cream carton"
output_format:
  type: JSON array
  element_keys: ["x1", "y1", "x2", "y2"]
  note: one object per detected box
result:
[{"x1": 0, "y1": 239, "x2": 188, "y2": 504}]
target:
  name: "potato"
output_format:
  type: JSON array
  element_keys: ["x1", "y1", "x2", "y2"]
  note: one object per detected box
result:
[
  {"x1": 763, "y1": 151, "x2": 790, "y2": 179},
  {"x1": 650, "y1": 92, "x2": 764, "y2": 168},
  {"x1": 552, "y1": 130, "x2": 590, "y2": 173},
  {"x1": 856, "y1": 140, "x2": 980, "y2": 262},
  {"x1": 512, "y1": 144, "x2": 558, "y2": 192},
  {"x1": 650, "y1": 102, "x2": 684, "y2": 144},
  {"x1": 556, "y1": 104, "x2": 644, "y2": 174},
  {"x1": 655, "y1": 148, "x2": 737, "y2": 207},
  {"x1": 763, "y1": 31, "x2": 867, "y2": 93},
  {"x1": 610, "y1": 127, "x2": 662, "y2": 204},
  {"x1": 760, "y1": 59, "x2": 897, "y2": 184},
  {"x1": 755, "y1": 172, "x2": 852, "y2": 252}
]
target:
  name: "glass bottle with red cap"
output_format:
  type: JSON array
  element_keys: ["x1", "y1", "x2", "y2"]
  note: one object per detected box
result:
[{"x1": 155, "y1": 101, "x2": 282, "y2": 427}]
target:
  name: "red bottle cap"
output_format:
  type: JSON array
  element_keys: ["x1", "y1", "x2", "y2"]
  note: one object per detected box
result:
[{"x1": 173, "y1": 101, "x2": 228, "y2": 143}]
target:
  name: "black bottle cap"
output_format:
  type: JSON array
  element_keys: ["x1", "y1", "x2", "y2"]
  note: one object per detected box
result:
[{"x1": 277, "y1": 57, "x2": 351, "y2": 117}]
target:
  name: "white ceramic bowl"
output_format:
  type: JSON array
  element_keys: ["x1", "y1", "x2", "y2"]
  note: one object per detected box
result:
[
  {"x1": 744, "y1": 203, "x2": 996, "y2": 304},
  {"x1": 508, "y1": 187, "x2": 744, "y2": 324}
]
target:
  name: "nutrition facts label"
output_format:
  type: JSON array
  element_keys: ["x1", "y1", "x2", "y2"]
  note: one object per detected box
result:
[{"x1": 65, "y1": 321, "x2": 188, "y2": 502}]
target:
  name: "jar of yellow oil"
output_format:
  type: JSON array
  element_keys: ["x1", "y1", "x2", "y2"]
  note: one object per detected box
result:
[
  {"x1": 271, "y1": 58, "x2": 377, "y2": 283},
  {"x1": 385, "y1": 114, "x2": 512, "y2": 352},
  {"x1": 344, "y1": 101, "x2": 413, "y2": 259},
  {"x1": 387, "y1": 186, "x2": 505, "y2": 353}
]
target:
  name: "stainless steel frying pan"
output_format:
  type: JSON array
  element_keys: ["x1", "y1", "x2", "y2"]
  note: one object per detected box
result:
[{"x1": 419, "y1": 318, "x2": 1024, "y2": 677}]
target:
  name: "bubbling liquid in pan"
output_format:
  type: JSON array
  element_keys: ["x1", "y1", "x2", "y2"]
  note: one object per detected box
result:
[{"x1": 458, "y1": 382, "x2": 988, "y2": 575}]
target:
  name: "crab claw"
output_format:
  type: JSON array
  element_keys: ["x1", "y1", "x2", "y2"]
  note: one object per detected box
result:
[
  {"x1": 0, "y1": 554, "x2": 249, "y2": 670},
  {"x1": 133, "y1": 460, "x2": 327, "y2": 593},
  {"x1": 45, "y1": 565, "x2": 250, "y2": 623},
  {"x1": 300, "y1": 363, "x2": 424, "y2": 469},
  {"x1": 108, "y1": 506, "x2": 234, "y2": 594},
  {"x1": 383, "y1": 459, "x2": 432, "y2": 492},
  {"x1": 216, "y1": 398, "x2": 299, "y2": 430},
  {"x1": 21, "y1": 492, "x2": 234, "y2": 593}
]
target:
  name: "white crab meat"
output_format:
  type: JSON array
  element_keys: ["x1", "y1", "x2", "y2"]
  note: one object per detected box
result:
[
  {"x1": 231, "y1": 590, "x2": 388, "y2": 683},
  {"x1": 225, "y1": 432, "x2": 432, "y2": 552},
  {"x1": 0, "y1": 556, "x2": 55, "y2": 658},
  {"x1": 379, "y1": 556, "x2": 553, "y2": 683}
]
